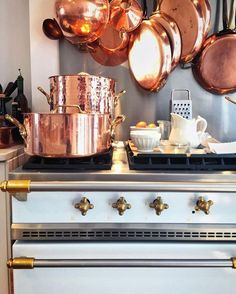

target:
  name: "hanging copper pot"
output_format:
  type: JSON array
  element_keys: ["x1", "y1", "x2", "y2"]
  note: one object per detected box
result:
[
  {"x1": 192, "y1": 0, "x2": 236, "y2": 94},
  {"x1": 150, "y1": 11, "x2": 181, "y2": 71},
  {"x1": 109, "y1": 0, "x2": 143, "y2": 33},
  {"x1": 199, "y1": 0, "x2": 211, "y2": 38},
  {"x1": 159, "y1": 0, "x2": 205, "y2": 63},
  {"x1": 55, "y1": 0, "x2": 110, "y2": 44},
  {"x1": 128, "y1": 17, "x2": 172, "y2": 91}
]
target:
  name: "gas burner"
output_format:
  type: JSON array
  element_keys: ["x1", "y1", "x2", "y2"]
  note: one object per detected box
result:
[
  {"x1": 22, "y1": 148, "x2": 113, "y2": 171},
  {"x1": 126, "y1": 144, "x2": 236, "y2": 171}
]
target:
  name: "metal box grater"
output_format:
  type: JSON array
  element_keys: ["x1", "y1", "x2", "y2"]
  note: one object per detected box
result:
[{"x1": 170, "y1": 89, "x2": 192, "y2": 119}]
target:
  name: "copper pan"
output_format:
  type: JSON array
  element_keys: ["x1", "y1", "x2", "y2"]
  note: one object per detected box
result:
[
  {"x1": 128, "y1": 17, "x2": 172, "y2": 91},
  {"x1": 199, "y1": 0, "x2": 211, "y2": 38},
  {"x1": 159, "y1": 0, "x2": 205, "y2": 63},
  {"x1": 5, "y1": 107, "x2": 125, "y2": 158},
  {"x1": 55, "y1": 0, "x2": 110, "y2": 44},
  {"x1": 38, "y1": 74, "x2": 126, "y2": 115},
  {"x1": 192, "y1": 0, "x2": 236, "y2": 94},
  {"x1": 109, "y1": 0, "x2": 143, "y2": 33},
  {"x1": 150, "y1": 11, "x2": 181, "y2": 71}
]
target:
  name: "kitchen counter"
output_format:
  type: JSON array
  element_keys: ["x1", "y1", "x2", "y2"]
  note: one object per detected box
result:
[
  {"x1": 8, "y1": 143, "x2": 236, "y2": 186},
  {"x1": 0, "y1": 145, "x2": 24, "y2": 162}
]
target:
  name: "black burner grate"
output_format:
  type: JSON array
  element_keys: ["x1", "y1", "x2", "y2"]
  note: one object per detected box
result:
[
  {"x1": 126, "y1": 144, "x2": 236, "y2": 171},
  {"x1": 23, "y1": 148, "x2": 113, "y2": 171}
]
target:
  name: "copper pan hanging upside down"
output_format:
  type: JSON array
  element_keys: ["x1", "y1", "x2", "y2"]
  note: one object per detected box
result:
[
  {"x1": 192, "y1": 0, "x2": 236, "y2": 94},
  {"x1": 5, "y1": 107, "x2": 125, "y2": 158},
  {"x1": 128, "y1": 6, "x2": 172, "y2": 92}
]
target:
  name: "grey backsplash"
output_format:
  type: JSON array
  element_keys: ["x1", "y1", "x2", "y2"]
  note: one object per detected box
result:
[{"x1": 59, "y1": 0, "x2": 236, "y2": 142}]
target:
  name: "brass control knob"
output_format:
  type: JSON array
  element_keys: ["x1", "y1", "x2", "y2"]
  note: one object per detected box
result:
[
  {"x1": 149, "y1": 197, "x2": 169, "y2": 215},
  {"x1": 112, "y1": 197, "x2": 131, "y2": 216},
  {"x1": 195, "y1": 197, "x2": 213, "y2": 215},
  {"x1": 74, "y1": 197, "x2": 94, "y2": 216}
]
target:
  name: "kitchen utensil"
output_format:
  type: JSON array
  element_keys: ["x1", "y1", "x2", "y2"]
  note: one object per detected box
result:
[
  {"x1": 170, "y1": 89, "x2": 192, "y2": 120},
  {"x1": 3, "y1": 81, "x2": 17, "y2": 97},
  {"x1": 225, "y1": 95, "x2": 236, "y2": 104},
  {"x1": 128, "y1": 0, "x2": 172, "y2": 92},
  {"x1": 150, "y1": 11, "x2": 181, "y2": 71},
  {"x1": 199, "y1": 0, "x2": 211, "y2": 37},
  {"x1": 0, "y1": 126, "x2": 16, "y2": 149},
  {"x1": 38, "y1": 74, "x2": 126, "y2": 115},
  {"x1": 55, "y1": 0, "x2": 110, "y2": 44},
  {"x1": 0, "y1": 84, "x2": 3, "y2": 94},
  {"x1": 192, "y1": 0, "x2": 236, "y2": 94},
  {"x1": 159, "y1": 0, "x2": 205, "y2": 63},
  {"x1": 156, "y1": 120, "x2": 171, "y2": 140},
  {"x1": 42, "y1": 18, "x2": 64, "y2": 40},
  {"x1": 169, "y1": 113, "x2": 207, "y2": 148},
  {"x1": 109, "y1": 0, "x2": 143, "y2": 33},
  {"x1": 5, "y1": 108, "x2": 125, "y2": 158}
]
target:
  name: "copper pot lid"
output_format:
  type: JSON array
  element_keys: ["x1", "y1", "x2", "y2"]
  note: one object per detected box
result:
[
  {"x1": 150, "y1": 12, "x2": 181, "y2": 71},
  {"x1": 159, "y1": 0, "x2": 205, "y2": 63},
  {"x1": 199, "y1": 0, "x2": 211, "y2": 37},
  {"x1": 128, "y1": 19, "x2": 172, "y2": 91},
  {"x1": 109, "y1": 0, "x2": 143, "y2": 32}
]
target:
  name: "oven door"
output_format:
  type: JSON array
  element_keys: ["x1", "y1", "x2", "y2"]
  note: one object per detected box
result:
[{"x1": 12, "y1": 241, "x2": 236, "y2": 294}]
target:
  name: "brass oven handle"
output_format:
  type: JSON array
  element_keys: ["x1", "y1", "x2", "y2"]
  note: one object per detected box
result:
[
  {"x1": 149, "y1": 197, "x2": 169, "y2": 215},
  {"x1": 7, "y1": 257, "x2": 236, "y2": 269},
  {"x1": 195, "y1": 197, "x2": 214, "y2": 215},
  {"x1": 74, "y1": 197, "x2": 94, "y2": 216},
  {"x1": 112, "y1": 197, "x2": 131, "y2": 215},
  {"x1": 0, "y1": 180, "x2": 30, "y2": 193}
]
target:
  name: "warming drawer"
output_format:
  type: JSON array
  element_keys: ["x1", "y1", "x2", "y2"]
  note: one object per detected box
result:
[{"x1": 11, "y1": 241, "x2": 236, "y2": 294}]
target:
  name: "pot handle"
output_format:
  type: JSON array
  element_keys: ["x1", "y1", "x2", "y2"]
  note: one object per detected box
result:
[
  {"x1": 225, "y1": 96, "x2": 236, "y2": 105},
  {"x1": 114, "y1": 89, "x2": 126, "y2": 107},
  {"x1": 52, "y1": 104, "x2": 86, "y2": 114},
  {"x1": 110, "y1": 115, "x2": 126, "y2": 140},
  {"x1": 37, "y1": 86, "x2": 52, "y2": 105},
  {"x1": 5, "y1": 114, "x2": 27, "y2": 144}
]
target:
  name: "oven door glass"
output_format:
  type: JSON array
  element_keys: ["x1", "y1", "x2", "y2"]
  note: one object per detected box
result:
[{"x1": 12, "y1": 241, "x2": 236, "y2": 294}]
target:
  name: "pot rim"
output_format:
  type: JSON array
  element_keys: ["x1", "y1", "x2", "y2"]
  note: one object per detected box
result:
[
  {"x1": 23, "y1": 112, "x2": 112, "y2": 117},
  {"x1": 49, "y1": 74, "x2": 116, "y2": 83}
]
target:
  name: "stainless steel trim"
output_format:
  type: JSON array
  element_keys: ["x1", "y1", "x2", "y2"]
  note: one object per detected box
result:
[
  {"x1": 12, "y1": 181, "x2": 236, "y2": 193},
  {"x1": 13, "y1": 258, "x2": 234, "y2": 269},
  {"x1": 12, "y1": 223, "x2": 236, "y2": 241}
]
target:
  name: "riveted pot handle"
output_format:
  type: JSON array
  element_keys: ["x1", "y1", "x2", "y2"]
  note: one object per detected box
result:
[
  {"x1": 37, "y1": 86, "x2": 52, "y2": 105},
  {"x1": 111, "y1": 115, "x2": 126, "y2": 140},
  {"x1": 52, "y1": 104, "x2": 86, "y2": 114},
  {"x1": 5, "y1": 114, "x2": 27, "y2": 143},
  {"x1": 114, "y1": 89, "x2": 126, "y2": 107}
]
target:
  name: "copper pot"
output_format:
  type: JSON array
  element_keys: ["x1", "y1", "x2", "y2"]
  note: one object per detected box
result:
[
  {"x1": 5, "y1": 107, "x2": 125, "y2": 158},
  {"x1": 55, "y1": 0, "x2": 110, "y2": 44},
  {"x1": 38, "y1": 74, "x2": 125, "y2": 115}
]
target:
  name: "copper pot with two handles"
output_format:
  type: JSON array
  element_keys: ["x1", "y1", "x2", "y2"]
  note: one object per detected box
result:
[
  {"x1": 5, "y1": 106, "x2": 125, "y2": 158},
  {"x1": 38, "y1": 74, "x2": 126, "y2": 116}
]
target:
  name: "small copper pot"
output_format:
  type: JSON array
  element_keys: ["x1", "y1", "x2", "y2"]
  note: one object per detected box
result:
[
  {"x1": 5, "y1": 107, "x2": 125, "y2": 158},
  {"x1": 0, "y1": 126, "x2": 16, "y2": 148},
  {"x1": 38, "y1": 74, "x2": 125, "y2": 115}
]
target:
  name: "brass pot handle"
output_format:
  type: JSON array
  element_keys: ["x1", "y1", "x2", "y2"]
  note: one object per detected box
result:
[
  {"x1": 114, "y1": 89, "x2": 126, "y2": 107},
  {"x1": 37, "y1": 86, "x2": 52, "y2": 105},
  {"x1": 51, "y1": 104, "x2": 86, "y2": 114},
  {"x1": 5, "y1": 114, "x2": 27, "y2": 143},
  {"x1": 110, "y1": 115, "x2": 126, "y2": 140}
]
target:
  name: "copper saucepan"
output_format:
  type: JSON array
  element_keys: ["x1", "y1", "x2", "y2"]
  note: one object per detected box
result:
[
  {"x1": 38, "y1": 74, "x2": 126, "y2": 114},
  {"x1": 5, "y1": 106, "x2": 125, "y2": 158}
]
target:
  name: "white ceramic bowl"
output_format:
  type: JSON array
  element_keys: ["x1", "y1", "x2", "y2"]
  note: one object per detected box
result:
[
  {"x1": 130, "y1": 126, "x2": 160, "y2": 133},
  {"x1": 131, "y1": 132, "x2": 161, "y2": 152}
]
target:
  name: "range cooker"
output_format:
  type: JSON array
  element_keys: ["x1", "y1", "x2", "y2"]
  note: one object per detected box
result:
[{"x1": 3, "y1": 143, "x2": 236, "y2": 294}]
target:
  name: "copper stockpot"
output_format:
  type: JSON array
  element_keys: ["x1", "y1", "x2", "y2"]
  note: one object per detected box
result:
[
  {"x1": 38, "y1": 74, "x2": 125, "y2": 115},
  {"x1": 5, "y1": 107, "x2": 125, "y2": 158}
]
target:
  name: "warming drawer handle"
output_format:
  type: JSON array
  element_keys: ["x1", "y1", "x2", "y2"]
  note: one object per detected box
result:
[
  {"x1": 2, "y1": 180, "x2": 236, "y2": 195},
  {"x1": 7, "y1": 257, "x2": 236, "y2": 269}
]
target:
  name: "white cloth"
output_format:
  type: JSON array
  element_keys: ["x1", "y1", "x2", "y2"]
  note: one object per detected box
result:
[{"x1": 208, "y1": 142, "x2": 236, "y2": 154}]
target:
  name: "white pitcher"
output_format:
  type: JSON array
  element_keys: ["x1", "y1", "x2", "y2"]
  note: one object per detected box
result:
[{"x1": 169, "y1": 113, "x2": 207, "y2": 148}]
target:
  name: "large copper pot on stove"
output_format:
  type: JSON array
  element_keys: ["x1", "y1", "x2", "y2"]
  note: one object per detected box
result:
[
  {"x1": 38, "y1": 74, "x2": 125, "y2": 115},
  {"x1": 5, "y1": 107, "x2": 125, "y2": 158}
]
